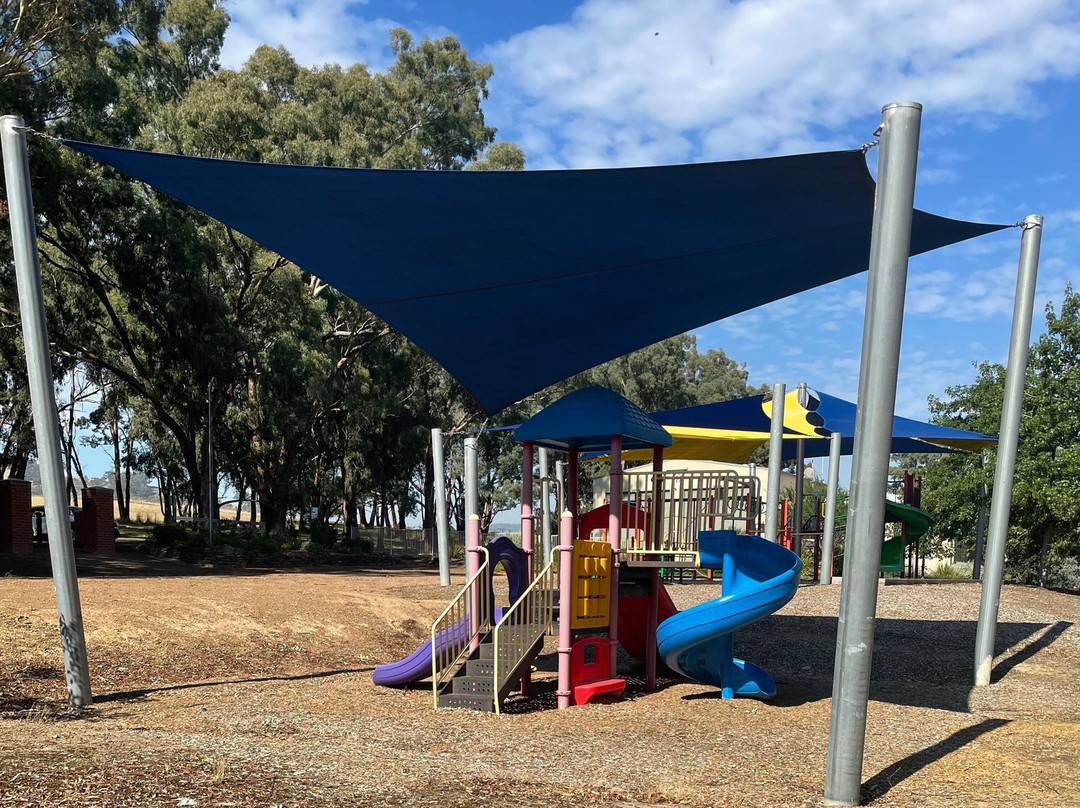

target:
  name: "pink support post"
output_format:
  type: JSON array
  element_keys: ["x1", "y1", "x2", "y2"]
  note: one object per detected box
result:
[
  {"x1": 557, "y1": 510, "x2": 574, "y2": 709},
  {"x1": 521, "y1": 441, "x2": 534, "y2": 574},
  {"x1": 647, "y1": 443, "x2": 663, "y2": 689},
  {"x1": 607, "y1": 436, "x2": 622, "y2": 675},
  {"x1": 467, "y1": 514, "x2": 481, "y2": 653},
  {"x1": 519, "y1": 441, "x2": 534, "y2": 697}
]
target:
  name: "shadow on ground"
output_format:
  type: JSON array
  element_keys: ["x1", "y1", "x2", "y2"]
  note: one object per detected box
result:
[{"x1": 728, "y1": 614, "x2": 1072, "y2": 712}]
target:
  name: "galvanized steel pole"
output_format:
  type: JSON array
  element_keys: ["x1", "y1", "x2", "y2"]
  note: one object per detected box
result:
[
  {"x1": 974, "y1": 214, "x2": 1042, "y2": 686},
  {"x1": 1, "y1": 115, "x2": 92, "y2": 707},
  {"x1": 555, "y1": 460, "x2": 566, "y2": 515},
  {"x1": 824, "y1": 101, "x2": 922, "y2": 806},
  {"x1": 820, "y1": 432, "x2": 842, "y2": 585},
  {"x1": 464, "y1": 435, "x2": 479, "y2": 527},
  {"x1": 431, "y1": 428, "x2": 450, "y2": 586},
  {"x1": 763, "y1": 383, "x2": 786, "y2": 543},
  {"x1": 794, "y1": 432, "x2": 806, "y2": 556},
  {"x1": 540, "y1": 447, "x2": 551, "y2": 560}
]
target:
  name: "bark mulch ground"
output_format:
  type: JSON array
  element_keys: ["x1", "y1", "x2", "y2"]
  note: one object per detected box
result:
[{"x1": 1, "y1": 551, "x2": 1077, "y2": 807}]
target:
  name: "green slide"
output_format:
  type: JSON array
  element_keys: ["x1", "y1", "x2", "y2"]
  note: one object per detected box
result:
[
  {"x1": 880, "y1": 500, "x2": 932, "y2": 573},
  {"x1": 833, "y1": 499, "x2": 933, "y2": 573}
]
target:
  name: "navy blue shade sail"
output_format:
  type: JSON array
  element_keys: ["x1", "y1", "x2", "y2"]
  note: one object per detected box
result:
[{"x1": 63, "y1": 140, "x2": 1008, "y2": 414}]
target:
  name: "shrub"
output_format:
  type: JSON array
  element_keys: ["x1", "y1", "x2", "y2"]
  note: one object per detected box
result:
[
  {"x1": 309, "y1": 521, "x2": 338, "y2": 549},
  {"x1": 927, "y1": 561, "x2": 960, "y2": 579},
  {"x1": 148, "y1": 523, "x2": 191, "y2": 549}
]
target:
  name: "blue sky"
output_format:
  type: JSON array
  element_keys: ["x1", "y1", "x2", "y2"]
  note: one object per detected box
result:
[
  {"x1": 77, "y1": 1, "x2": 1080, "y2": 480},
  {"x1": 215, "y1": 0, "x2": 1080, "y2": 427}
]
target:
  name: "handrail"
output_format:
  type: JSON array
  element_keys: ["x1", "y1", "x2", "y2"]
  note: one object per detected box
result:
[
  {"x1": 431, "y1": 546, "x2": 491, "y2": 709},
  {"x1": 491, "y1": 548, "x2": 558, "y2": 715}
]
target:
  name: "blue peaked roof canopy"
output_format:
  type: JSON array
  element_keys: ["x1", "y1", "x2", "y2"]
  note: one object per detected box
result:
[
  {"x1": 515, "y1": 386, "x2": 671, "y2": 452},
  {"x1": 62, "y1": 140, "x2": 1008, "y2": 414}
]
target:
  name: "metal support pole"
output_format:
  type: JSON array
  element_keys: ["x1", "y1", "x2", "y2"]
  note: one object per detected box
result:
[
  {"x1": 464, "y1": 435, "x2": 479, "y2": 536},
  {"x1": 824, "y1": 101, "x2": 922, "y2": 806},
  {"x1": 972, "y1": 454, "x2": 987, "y2": 581},
  {"x1": 431, "y1": 428, "x2": 450, "y2": 586},
  {"x1": 540, "y1": 447, "x2": 551, "y2": 560},
  {"x1": 794, "y1": 433, "x2": 806, "y2": 557},
  {"x1": 974, "y1": 214, "x2": 1042, "y2": 687},
  {"x1": 763, "y1": 383, "x2": 786, "y2": 543},
  {"x1": 521, "y1": 440, "x2": 534, "y2": 571},
  {"x1": 568, "y1": 450, "x2": 579, "y2": 525},
  {"x1": 820, "y1": 432, "x2": 842, "y2": 585},
  {"x1": 556, "y1": 460, "x2": 566, "y2": 515},
  {"x1": 1, "y1": 115, "x2": 92, "y2": 707}
]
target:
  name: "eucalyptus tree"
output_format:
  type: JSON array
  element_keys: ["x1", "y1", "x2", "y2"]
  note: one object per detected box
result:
[{"x1": 923, "y1": 285, "x2": 1080, "y2": 585}]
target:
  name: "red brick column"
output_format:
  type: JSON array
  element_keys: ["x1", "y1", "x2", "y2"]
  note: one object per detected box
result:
[
  {"x1": 78, "y1": 486, "x2": 115, "y2": 554},
  {"x1": 0, "y1": 479, "x2": 33, "y2": 554}
]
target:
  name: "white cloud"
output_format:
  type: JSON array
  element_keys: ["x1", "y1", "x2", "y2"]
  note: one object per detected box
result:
[
  {"x1": 486, "y1": 0, "x2": 1080, "y2": 168},
  {"x1": 220, "y1": 0, "x2": 404, "y2": 70}
]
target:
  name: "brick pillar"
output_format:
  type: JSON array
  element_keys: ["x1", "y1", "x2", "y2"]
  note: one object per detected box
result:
[
  {"x1": 0, "y1": 479, "x2": 33, "y2": 554},
  {"x1": 78, "y1": 486, "x2": 115, "y2": 554}
]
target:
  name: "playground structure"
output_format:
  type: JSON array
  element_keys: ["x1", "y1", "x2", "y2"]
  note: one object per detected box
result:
[
  {"x1": 794, "y1": 469, "x2": 932, "y2": 580},
  {"x1": 3, "y1": 101, "x2": 1046, "y2": 805},
  {"x1": 374, "y1": 386, "x2": 802, "y2": 713}
]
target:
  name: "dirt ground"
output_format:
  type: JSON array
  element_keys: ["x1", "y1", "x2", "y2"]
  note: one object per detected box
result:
[{"x1": 1, "y1": 550, "x2": 1078, "y2": 808}]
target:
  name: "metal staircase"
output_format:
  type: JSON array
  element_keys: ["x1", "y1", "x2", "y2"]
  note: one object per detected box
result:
[
  {"x1": 436, "y1": 624, "x2": 546, "y2": 712},
  {"x1": 435, "y1": 549, "x2": 557, "y2": 714}
]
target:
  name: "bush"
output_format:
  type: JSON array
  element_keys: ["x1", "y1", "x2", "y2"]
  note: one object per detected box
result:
[
  {"x1": 927, "y1": 561, "x2": 961, "y2": 579},
  {"x1": 309, "y1": 521, "x2": 338, "y2": 549},
  {"x1": 148, "y1": 523, "x2": 191, "y2": 549}
]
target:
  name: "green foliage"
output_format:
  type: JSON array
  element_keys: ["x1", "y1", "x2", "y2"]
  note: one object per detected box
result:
[
  {"x1": 927, "y1": 562, "x2": 961, "y2": 579},
  {"x1": 467, "y1": 141, "x2": 526, "y2": 171},
  {"x1": 308, "y1": 521, "x2": 338, "y2": 549},
  {"x1": 148, "y1": 522, "x2": 191, "y2": 548},
  {"x1": 921, "y1": 284, "x2": 1080, "y2": 586},
  {"x1": 0, "y1": 4, "x2": 766, "y2": 552}
]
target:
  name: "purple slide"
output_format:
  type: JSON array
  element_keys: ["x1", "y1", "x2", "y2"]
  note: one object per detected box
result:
[
  {"x1": 372, "y1": 607, "x2": 508, "y2": 686},
  {"x1": 373, "y1": 536, "x2": 528, "y2": 686},
  {"x1": 372, "y1": 616, "x2": 467, "y2": 686}
]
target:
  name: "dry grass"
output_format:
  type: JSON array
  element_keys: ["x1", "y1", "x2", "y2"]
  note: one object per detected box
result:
[
  {"x1": 0, "y1": 555, "x2": 1077, "y2": 807},
  {"x1": 30, "y1": 496, "x2": 262, "y2": 524}
]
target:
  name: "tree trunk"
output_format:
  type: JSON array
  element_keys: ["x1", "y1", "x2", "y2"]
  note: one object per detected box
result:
[
  {"x1": 1037, "y1": 523, "x2": 1055, "y2": 587},
  {"x1": 422, "y1": 441, "x2": 435, "y2": 529},
  {"x1": 110, "y1": 416, "x2": 129, "y2": 522}
]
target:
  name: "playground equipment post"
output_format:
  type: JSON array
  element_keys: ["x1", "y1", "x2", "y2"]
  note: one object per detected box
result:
[
  {"x1": 763, "y1": 383, "x2": 785, "y2": 542},
  {"x1": 820, "y1": 432, "x2": 842, "y2": 586},
  {"x1": 432, "y1": 428, "x2": 450, "y2": 586},
  {"x1": 974, "y1": 214, "x2": 1042, "y2": 686},
  {"x1": 540, "y1": 448, "x2": 552, "y2": 560},
  {"x1": 824, "y1": 101, "x2": 921, "y2": 806},
  {"x1": 1, "y1": 115, "x2": 93, "y2": 707},
  {"x1": 464, "y1": 436, "x2": 479, "y2": 526}
]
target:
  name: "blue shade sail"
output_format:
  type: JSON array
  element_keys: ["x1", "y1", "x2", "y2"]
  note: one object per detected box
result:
[
  {"x1": 63, "y1": 140, "x2": 1008, "y2": 414},
  {"x1": 651, "y1": 389, "x2": 996, "y2": 461}
]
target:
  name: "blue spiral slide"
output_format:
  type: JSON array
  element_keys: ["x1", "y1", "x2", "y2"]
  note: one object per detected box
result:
[{"x1": 656, "y1": 531, "x2": 802, "y2": 699}]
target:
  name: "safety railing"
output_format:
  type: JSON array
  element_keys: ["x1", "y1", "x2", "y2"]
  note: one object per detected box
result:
[
  {"x1": 431, "y1": 546, "x2": 491, "y2": 709},
  {"x1": 619, "y1": 469, "x2": 744, "y2": 563},
  {"x1": 491, "y1": 548, "x2": 557, "y2": 715}
]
